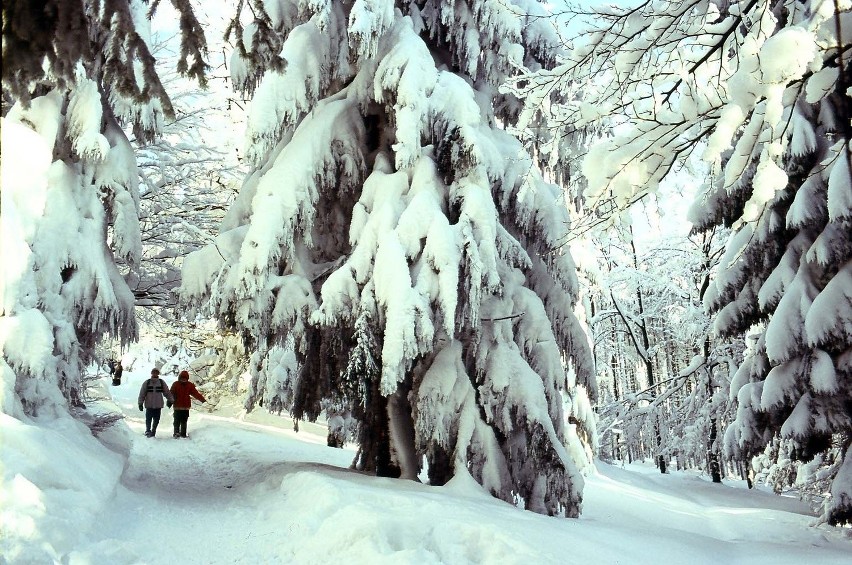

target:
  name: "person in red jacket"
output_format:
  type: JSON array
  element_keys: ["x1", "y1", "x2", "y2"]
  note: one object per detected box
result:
[{"x1": 170, "y1": 370, "x2": 206, "y2": 438}]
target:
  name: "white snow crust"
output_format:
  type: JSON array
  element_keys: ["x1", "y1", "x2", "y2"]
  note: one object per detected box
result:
[{"x1": 2, "y1": 367, "x2": 850, "y2": 564}]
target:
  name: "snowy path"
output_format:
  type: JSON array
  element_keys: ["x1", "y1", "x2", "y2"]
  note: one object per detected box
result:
[
  {"x1": 87, "y1": 410, "x2": 851, "y2": 565},
  {"x1": 96, "y1": 420, "x2": 355, "y2": 564},
  {"x1": 14, "y1": 369, "x2": 849, "y2": 564}
]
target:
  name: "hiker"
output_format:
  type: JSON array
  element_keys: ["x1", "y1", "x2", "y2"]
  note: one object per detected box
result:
[
  {"x1": 170, "y1": 370, "x2": 206, "y2": 438},
  {"x1": 112, "y1": 360, "x2": 124, "y2": 386},
  {"x1": 138, "y1": 368, "x2": 174, "y2": 438}
]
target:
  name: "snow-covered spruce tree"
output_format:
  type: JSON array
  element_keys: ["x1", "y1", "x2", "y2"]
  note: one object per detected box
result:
[
  {"x1": 508, "y1": 1, "x2": 850, "y2": 524},
  {"x1": 0, "y1": 0, "x2": 207, "y2": 417},
  {"x1": 690, "y1": 14, "x2": 851, "y2": 527},
  {"x1": 181, "y1": 0, "x2": 595, "y2": 516}
]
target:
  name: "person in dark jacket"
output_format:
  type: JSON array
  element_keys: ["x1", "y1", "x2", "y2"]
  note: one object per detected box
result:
[
  {"x1": 138, "y1": 368, "x2": 175, "y2": 437},
  {"x1": 112, "y1": 360, "x2": 123, "y2": 386},
  {"x1": 170, "y1": 370, "x2": 206, "y2": 438}
]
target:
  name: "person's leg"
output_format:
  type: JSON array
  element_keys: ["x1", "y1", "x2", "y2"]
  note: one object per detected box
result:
[
  {"x1": 175, "y1": 410, "x2": 189, "y2": 437},
  {"x1": 173, "y1": 410, "x2": 180, "y2": 437},
  {"x1": 145, "y1": 408, "x2": 154, "y2": 435},
  {"x1": 151, "y1": 408, "x2": 161, "y2": 436}
]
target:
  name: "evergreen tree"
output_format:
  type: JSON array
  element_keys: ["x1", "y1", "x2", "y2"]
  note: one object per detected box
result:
[
  {"x1": 687, "y1": 10, "x2": 852, "y2": 526},
  {"x1": 509, "y1": 0, "x2": 851, "y2": 524},
  {"x1": 1, "y1": 0, "x2": 207, "y2": 417},
  {"x1": 182, "y1": 0, "x2": 595, "y2": 516}
]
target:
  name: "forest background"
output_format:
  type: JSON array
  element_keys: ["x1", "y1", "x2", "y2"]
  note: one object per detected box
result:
[{"x1": 1, "y1": 0, "x2": 850, "y2": 542}]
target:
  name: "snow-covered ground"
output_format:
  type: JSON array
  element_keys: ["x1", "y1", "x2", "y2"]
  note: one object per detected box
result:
[{"x1": 2, "y1": 368, "x2": 850, "y2": 564}]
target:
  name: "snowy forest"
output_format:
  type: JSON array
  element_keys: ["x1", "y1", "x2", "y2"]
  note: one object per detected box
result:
[{"x1": 1, "y1": 0, "x2": 851, "y2": 562}]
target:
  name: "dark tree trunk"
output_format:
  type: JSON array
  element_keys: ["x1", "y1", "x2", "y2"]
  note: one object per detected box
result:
[
  {"x1": 358, "y1": 375, "x2": 401, "y2": 478},
  {"x1": 427, "y1": 444, "x2": 453, "y2": 486},
  {"x1": 387, "y1": 386, "x2": 419, "y2": 479},
  {"x1": 706, "y1": 343, "x2": 722, "y2": 483},
  {"x1": 655, "y1": 429, "x2": 667, "y2": 473},
  {"x1": 628, "y1": 231, "x2": 666, "y2": 475},
  {"x1": 699, "y1": 248, "x2": 722, "y2": 484},
  {"x1": 708, "y1": 417, "x2": 721, "y2": 482},
  {"x1": 741, "y1": 461, "x2": 754, "y2": 489}
]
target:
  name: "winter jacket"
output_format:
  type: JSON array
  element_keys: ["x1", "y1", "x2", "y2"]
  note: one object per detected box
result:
[
  {"x1": 138, "y1": 378, "x2": 174, "y2": 409},
  {"x1": 170, "y1": 379, "x2": 206, "y2": 410}
]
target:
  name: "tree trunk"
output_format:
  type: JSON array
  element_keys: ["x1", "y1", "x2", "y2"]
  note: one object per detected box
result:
[
  {"x1": 702, "y1": 304, "x2": 721, "y2": 483},
  {"x1": 642, "y1": 303, "x2": 666, "y2": 474},
  {"x1": 655, "y1": 426, "x2": 667, "y2": 473},
  {"x1": 629, "y1": 230, "x2": 666, "y2": 475},
  {"x1": 387, "y1": 388, "x2": 419, "y2": 480},
  {"x1": 690, "y1": 231, "x2": 723, "y2": 482},
  {"x1": 356, "y1": 374, "x2": 401, "y2": 478},
  {"x1": 427, "y1": 444, "x2": 453, "y2": 486},
  {"x1": 740, "y1": 460, "x2": 754, "y2": 489},
  {"x1": 708, "y1": 417, "x2": 721, "y2": 482},
  {"x1": 373, "y1": 391, "x2": 401, "y2": 478}
]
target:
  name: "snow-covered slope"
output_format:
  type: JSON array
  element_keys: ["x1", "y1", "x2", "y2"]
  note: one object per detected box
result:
[{"x1": 2, "y1": 368, "x2": 850, "y2": 564}]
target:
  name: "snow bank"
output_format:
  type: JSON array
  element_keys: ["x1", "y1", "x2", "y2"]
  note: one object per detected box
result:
[
  {"x1": 3, "y1": 367, "x2": 851, "y2": 564},
  {"x1": 0, "y1": 413, "x2": 127, "y2": 563}
]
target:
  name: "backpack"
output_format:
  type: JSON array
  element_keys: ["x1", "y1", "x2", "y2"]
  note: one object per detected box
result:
[{"x1": 146, "y1": 378, "x2": 166, "y2": 394}]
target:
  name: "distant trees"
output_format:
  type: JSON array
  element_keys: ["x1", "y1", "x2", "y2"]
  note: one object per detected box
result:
[
  {"x1": 1, "y1": 0, "x2": 207, "y2": 417},
  {"x1": 182, "y1": 0, "x2": 595, "y2": 516},
  {"x1": 511, "y1": 0, "x2": 851, "y2": 524},
  {"x1": 590, "y1": 222, "x2": 739, "y2": 481},
  {"x1": 132, "y1": 68, "x2": 240, "y2": 315},
  {"x1": 126, "y1": 25, "x2": 244, "y2": 393}
]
